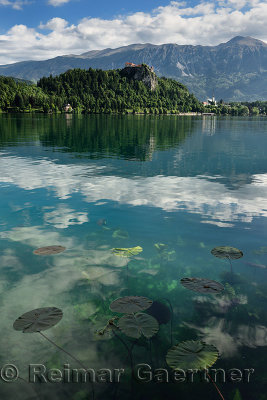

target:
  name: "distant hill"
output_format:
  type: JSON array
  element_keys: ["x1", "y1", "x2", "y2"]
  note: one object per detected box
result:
[
  {"x1": 0, "y1": 65, "x2": 202, "y2": 114},
  {"x1": 10, "y1": 77, "x2": 33, "y2": 85},
  {"x1": 0, "y1": 36, "x2": 267, "y2": 101}
]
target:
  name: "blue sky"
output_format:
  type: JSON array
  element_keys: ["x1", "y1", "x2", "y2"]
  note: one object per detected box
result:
[
  {"x1": 0, "y1": 0, "x2": 179, "y2": 30},
  {"x1": 0, "y1": 0, "x2": 266, "y2": 64}
]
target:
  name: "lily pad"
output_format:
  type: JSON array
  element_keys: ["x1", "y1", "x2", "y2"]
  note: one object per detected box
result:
[
  {"x1": 211, "y1": 246, "x2": 243, "y2": 260},
  {"x1": 118, "y1": 312, "x2": 159, "y2": 339},
  {"x1": 166, "y1": 340, "x2": 219, "y2": 370},
  {"x1": 110, "y1": 296, "x2": 153, "y2": 313},
  {"x1": 33, "y1": 245, "x2": 66, "y2": 255},
  {"x1": 112, "y1": 246, "x2": 143, "y2": 258},
  {"x1": 181, "y1": 277, "x2": 224, "y2": 294},
  {"x1": 13, "y1": 307, "x2": 63, "y2": 333}
]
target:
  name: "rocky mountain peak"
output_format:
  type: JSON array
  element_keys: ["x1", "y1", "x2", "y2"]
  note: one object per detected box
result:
[{"x1": 224, "y1": 36, "x2": 267, "y2": 47}]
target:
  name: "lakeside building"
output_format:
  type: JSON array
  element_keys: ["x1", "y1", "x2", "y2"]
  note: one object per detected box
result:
[
  {"x1": 64, "y1": 104, "x2": 72, "y2": 112},
  {"x1": 203, "y1": 95, "x2": 217, "y2": 106},
  {"x1": 125, "y1": 62, "x2": 154, "y2": 72}
]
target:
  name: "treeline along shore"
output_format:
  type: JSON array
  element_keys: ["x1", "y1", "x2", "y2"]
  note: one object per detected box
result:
[{"x1": 0, "y1": 66, "x2": 266, "y2": 116}]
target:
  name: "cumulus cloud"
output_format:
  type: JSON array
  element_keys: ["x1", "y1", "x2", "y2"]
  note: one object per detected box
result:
[{"x1": 0, "y1": 0, "x2": 266, "y2": 64}]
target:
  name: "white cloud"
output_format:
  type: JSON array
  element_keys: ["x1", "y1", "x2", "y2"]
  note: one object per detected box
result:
[
  {"x1": 48, "y1": 0, "x2": 71, "y2": 6},
  {"x1": 39, "y1": 17, "x2": 69, "y2": 31},
  {"x1": 0, "y1": 0, "x2": 266, "y2": 64},
  {"x1": 186, "y1": 317, "x2": 267, "y2": 357},
  {"x1": 0, "y1": 0, "x2": 29, "y2": 10}
]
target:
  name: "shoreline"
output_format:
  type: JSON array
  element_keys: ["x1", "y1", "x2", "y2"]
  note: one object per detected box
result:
[{"x1": 0, "y1": 110, "x2": 203, "y2": 116}]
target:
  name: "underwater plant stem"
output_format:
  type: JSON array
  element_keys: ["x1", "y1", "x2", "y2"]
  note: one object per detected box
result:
[
  {"x1": 39, "y1": 332, "x2": 95, "y2": 400},
  {"x1": 125, "y1": 258, "x2": 131, "y2": 293},
  {"x1": 112, "y1": 330, "x2": 133, "y2": 371},
  {"x1": 18, "y1": 377, "x2": 41, "y2": 399},
  {"x1": 206, "y1": 372, "x2": 225, "y2": 400},
  {"x1": 112, "y1": 339, "x2": 137, "y2": 400},
  {"x1": 148, "y1": 339, "x2": 154, "y2": 368},
  {"x1": 157, "y1": 297, "x2": 173, "y2": 346},
  {"x1": 39, "y1": 332, "x2": 87, "y2": 368},
  {"x1": 227, "y1": 256, "x2": 233, "y2": 274},
  {"x1": 113, "y1": 330, "x2": 134, "y2": 399}
]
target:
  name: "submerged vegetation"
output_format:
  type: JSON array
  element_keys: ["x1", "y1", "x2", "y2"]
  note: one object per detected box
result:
[{"x1": 13, "y1": 238, "x2": 255, "y2": 400}]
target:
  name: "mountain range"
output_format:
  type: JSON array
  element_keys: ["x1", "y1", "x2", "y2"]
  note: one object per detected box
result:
[{"x1": 0, "y1": 36, "x2": 267, "y2": 101}]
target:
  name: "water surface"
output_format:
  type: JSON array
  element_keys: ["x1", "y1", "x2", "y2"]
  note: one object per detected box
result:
[{"x1": 0, "y1": 114, "x2": 266, "y2": 400}]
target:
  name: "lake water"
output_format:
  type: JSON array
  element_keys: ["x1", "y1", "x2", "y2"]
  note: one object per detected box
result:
[{"x1": 0, "y1": 114, "x2": 266, "y2": 400}]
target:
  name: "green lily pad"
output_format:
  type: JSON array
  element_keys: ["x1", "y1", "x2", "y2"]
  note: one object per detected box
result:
[
  {"x1": 166, "y1": 340, "x2": 219, "y2": 370},
  {"x1": 181, "y1": 277, "x2": 224, "y2": 294},
  {"x1": 33, "y1": 245, "x2": 66, "y2": 255},
  {"x1": 13, "y1": 307, "x2": 63, "y2": 333},
  {"x1": 118, "y1": 312, "x2": 159, "y2": 339},
  {"x1": 110, "y1": 296, "x2": 153, "y2": 313},
  {"x1": 112, "y1": 246, "x2": 143, "y2": 258},
  {"x1": 211, "y1": 246, "x2": 243, "y2": 260}
]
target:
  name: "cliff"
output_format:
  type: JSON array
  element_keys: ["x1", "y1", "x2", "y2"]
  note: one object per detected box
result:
[{"x1": 120, "y1": 64, "x2": 158, "y2": 91}]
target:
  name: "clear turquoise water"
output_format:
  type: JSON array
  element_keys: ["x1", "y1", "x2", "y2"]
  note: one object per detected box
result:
[{"x1": 0, "y1": 114, "x2": 266, "y2": 400}]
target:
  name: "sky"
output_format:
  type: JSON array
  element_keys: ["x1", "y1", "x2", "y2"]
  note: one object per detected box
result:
[{"x1": 0, "y1": 0, "x2": 266, "y2": 65}]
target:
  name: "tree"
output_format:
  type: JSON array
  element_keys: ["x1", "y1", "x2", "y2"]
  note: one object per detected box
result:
[
  {"x1": 251, "y1": 107, "x2": 259, "y2": 116},
  {"x1": 14, "y1": 93, "x2": 24, "y2": 109}
]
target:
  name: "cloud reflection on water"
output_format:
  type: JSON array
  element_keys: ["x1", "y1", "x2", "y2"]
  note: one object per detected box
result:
[
  {"x1": 185, "y1": 317, "x2": 267, "y2": 358},
  {"x1": 1, "y1": 155, "x2": 267, "y2": 225}
]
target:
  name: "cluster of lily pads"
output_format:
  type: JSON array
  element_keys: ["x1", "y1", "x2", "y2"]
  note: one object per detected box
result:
[
  {"x1": 100, "y1": 244, "x2": 243, "y2": 399},
  {"x1": 12, "y1": 244, "x2": 244, "y2": 400}
]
